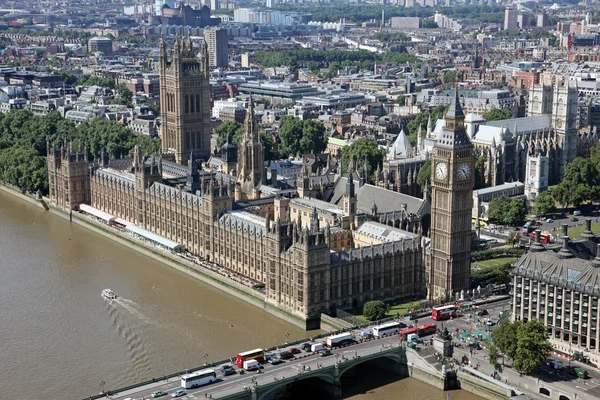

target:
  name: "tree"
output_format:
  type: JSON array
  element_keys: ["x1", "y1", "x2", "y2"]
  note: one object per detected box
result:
[
  {"x1": 215, "y1": 121, "x2": 244, "y2": 148},
  {"x1": 115, "y1": 83, "x2": 133, "y2": 104},
  {"x1": 396, "y1": 95, "x2": 406, "y2": 106},
  {"x1": 363, "y1": 300, "x2": 389, "y2": 321},
  {"x1": 491, "y1": 319, "x2": 521, "y2": 361},
  {"x1": 421, "y1": 19, "x2": 439, "y2": 28},
  {"x1": 340, "y1": 138, "x2": 385, "y2": 180},
  {"x1": 532, "y1": 191, "x2": 555, "y2": 217},
  {"x1": 443, "y1": 70, "x2": 461, "y2": 83},
  {"x1": 278, "y1": 116, "x2": 327, "y2": 158},
  {"x1": 260, "y1": 131, "x2": 278, "y2": 162},
  {"x1": 513, "y1": 320, "x2": 553, "y2": 374},
  {"x1": 487, "y1": 195, "x2": 510, "y2": 224},
  {"x1": 552, "y1": 157, "x2": 600, "y2": 209},
  {"x1": 487, "y1": 342, "x2": 499, "y2": 367},
  {"x1": 483, "y1": 108, "x2": 512, "y2": 121},
  {"x1": 506, "y1": 198, "x2": 526, "y2": 226},
  {"x1": 487, "y1": 196, "x2": 525, "y2": 226},
  {"x1": 506, "y1": 231, "x2": 518, "y2": 246},
  {"x1": 416, "y1": 159, "x2": 431, "y2": 192}
]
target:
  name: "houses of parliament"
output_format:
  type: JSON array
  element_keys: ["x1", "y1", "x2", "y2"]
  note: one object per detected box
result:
[{"x1": 46, "y1": 40, "x2": 474, "y2": 328}]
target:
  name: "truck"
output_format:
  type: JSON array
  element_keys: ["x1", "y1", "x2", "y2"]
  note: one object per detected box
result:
[
  {"x1": 311, "y1": 343, "x2": 325, "y2": 352},
  {"x1": 243, "y1": 359, "x2": 261, "y2": 371},
  {"x1": 326, "y1": 332, "x2": 355, "y2": 347}
]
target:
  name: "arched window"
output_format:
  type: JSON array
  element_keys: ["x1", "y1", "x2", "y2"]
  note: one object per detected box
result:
[
  {"x1": 185, "y1": 95, "x2": 189, "y2": 114},
  {"x1": 190, "y1": 95, "x2": 194, "y2": 114}
]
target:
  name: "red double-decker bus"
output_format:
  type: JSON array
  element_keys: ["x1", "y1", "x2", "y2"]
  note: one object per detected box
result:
[
  {"x1": 234, "y1": 348, "x2": 265, "y2": 368},
  {"x1": 399, "y1": 324, "x2": 437, "y2": 340},
  {"x1": 432, "y1": 305, "x2": 458, "y2": 321}
]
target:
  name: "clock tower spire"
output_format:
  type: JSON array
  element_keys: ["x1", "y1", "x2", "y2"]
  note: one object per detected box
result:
[{"x1": 428, "y1": 86, "x2": 474, "y2": 302}]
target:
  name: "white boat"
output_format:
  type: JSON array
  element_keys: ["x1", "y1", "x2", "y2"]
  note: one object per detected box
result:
[{"x1": 102, "y1": 288, "x2": 117, "y2": 300}]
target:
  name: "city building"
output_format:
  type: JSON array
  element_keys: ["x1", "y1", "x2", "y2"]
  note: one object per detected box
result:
[
  {"x1": 88, "y1": 36, "x2": 113, "y2": 55},
  {"x1": 504, "y1": 6, "x2": 518, "y2": 31},
  {"x1": 511, "y1": 223, "x2": 600, "y2": 365},
  {"x1": 158, "y1": 38, "x2": 212, "y2": 164},
  {"x1": 427, "y1": 88, "x2": 474, "y2": 301},
  {"x1": 390, "y1": 17, "x2": 421, "y2": 29},
  {"x1": 204, "y1": 28, "x2": 229, "y2": 68},
  {"x1": 155, "y1": 0, "x2": 175, "y2": 16}
]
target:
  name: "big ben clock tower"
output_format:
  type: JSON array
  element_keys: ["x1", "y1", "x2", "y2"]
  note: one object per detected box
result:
[{"x1": 429, "y1": 87, "x2": 474, "y2": 302}]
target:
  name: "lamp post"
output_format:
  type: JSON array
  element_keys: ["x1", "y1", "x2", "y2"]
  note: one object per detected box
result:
[
  {"x1": 285, "y1": 331, "x2": 290, "y2": 344},
  {"x1": 204, "y1": 352, "x2": 209, "y2": 366}
]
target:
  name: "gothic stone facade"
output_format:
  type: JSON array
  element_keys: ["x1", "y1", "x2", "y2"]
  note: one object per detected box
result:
[{"x1": 48, "y1": 145, "x2": 425, "y2": 325}]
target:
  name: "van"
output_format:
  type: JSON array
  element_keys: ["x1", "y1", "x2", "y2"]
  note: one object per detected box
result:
[
  {"x1": 571, "y1": 367, "x2": 589, "y2": 379},
  {"x1": 243, "y1": 359, "x2": 261, "y2": 371},
  {"x1": 407, "y1": 333, "x2": 419, "y2": 343},
  {"x1": 311, "y1": 343, "x2": 325, "y2": 352}
]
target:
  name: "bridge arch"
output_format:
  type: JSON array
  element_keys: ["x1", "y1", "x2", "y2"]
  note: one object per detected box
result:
[
  {"x1": 539, "y1": 387, "x2": 551, "y2": 396},
  {"x1": 558, "y1": 396, "x2": 570, "y2": 400},
  {"x1": 338, "y1": 352, "x2": 406, "y2": 378},
  {"x1": 257, "y1": 372, "x2": 334, "y2": 400}
]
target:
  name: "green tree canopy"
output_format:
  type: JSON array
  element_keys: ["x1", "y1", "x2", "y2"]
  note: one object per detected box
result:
[
  {"x1": 443, "y1": 70, "x2": 461, "y2": 83},
  {"x1": 487, "y1": 195, "x2": 525, "y2": 225},
  {"x1": 471, "y1": 261, "x2": 512, "y2": 288},
  {"x1": 513, "y1": 320, "x2": 553, "y2": 374},
  {"x1": 491, "y1": 319, "x2": 522, "y2": 360},
  {"x1": 278, "y1": 116, "x2": 327, "y2": 158},
  {"x1": 363, "y1": 300, "x2": 389, "y2": 321},
  {"x1": 340, "y1": 138, "x2": 385, "y2": 181},
  {"x1": 396, "y1": 95, "x2": 406, "y2": 106},
  {"x1": 416, "y1": 159, "x2": 431, "y2": 192},
  {"x1": 532, "y1": 191, "x2": 555, "y2": 217},
  {"x1": 552, "y1": 156, "x2": 600, "y2": 209},
  {"x1": 215, "y1": 121, "x2": 244, "y2": 148},
  {"x1": 483, "y1": 108, "x2": 512, "y2": 121},
  {"x1": 407, "y1": 104, "x2": 448, "y2": 145}
]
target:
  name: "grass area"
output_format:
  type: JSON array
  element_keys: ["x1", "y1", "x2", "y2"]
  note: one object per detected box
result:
[
  {"x1": 471, "y1": 257, "x2": 517, "y2": 269},
  {"x1": 353, "y1": 298, "x2": 428, "y2": 323},
  {"x1": 567, "y1": 222, "x2": 600, "y2": 238}
]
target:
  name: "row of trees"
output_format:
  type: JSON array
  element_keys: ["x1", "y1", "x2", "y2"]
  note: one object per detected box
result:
[
  {"x1": 254, "y1": 49, "x2": 419, "y2": 74},
  {"x1": 0, "y1": 110, "x2": 160, "y2": 193},
  {"x1": 214, "y1": 118, "x2": 327, "y2": 162}
]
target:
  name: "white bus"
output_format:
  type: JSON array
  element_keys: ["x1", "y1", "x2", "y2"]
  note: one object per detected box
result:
[
  {"x1": 181, "y1": 368, "x2": 217, "y2": 389},
  {"x1": 372, "y1": 321, "x2": 402, "y2": 337}
]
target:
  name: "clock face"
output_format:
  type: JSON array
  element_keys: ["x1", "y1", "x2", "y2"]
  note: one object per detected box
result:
[
  {"x1": 435, "y1": 162, "x2": 448, "y2": 180},
  {"x1": 458, "y1": 163, "x2": 471, "y2": 180}
]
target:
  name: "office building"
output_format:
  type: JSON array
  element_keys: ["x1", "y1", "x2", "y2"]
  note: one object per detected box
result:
[
  {"x1": 204, "y1": 28, "x2": 229, "y2": 68},
  {"x1": 504, "y1": 6, "x2": 518, "y2": 31}
]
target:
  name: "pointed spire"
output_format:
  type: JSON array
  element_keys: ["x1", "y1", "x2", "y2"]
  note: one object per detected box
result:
[
  {"x1": 445, "y1": 85, "x2": 464, "y2": 120},
  {"x1": 426, "y1": 114, "x2": 432, "y2": 135},
  {"x1": 201, "y1": 38, "x2": 209, "y2": 74}
]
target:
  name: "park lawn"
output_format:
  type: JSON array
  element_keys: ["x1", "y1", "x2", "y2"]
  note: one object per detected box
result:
[
  {"x1": 354, "y1": 299, "x2": 427, "y2": 323},
  {"x1": 471, "y1": 257, "x2": 517, "y2": 270},
  {"x1": 567, "y1": 222, "x2": 600, "y2": 238}
]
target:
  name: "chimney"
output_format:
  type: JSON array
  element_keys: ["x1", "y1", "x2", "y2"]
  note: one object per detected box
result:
[
  {"x1": 530, "y1": 229, "x2": 545, "y2": 252},
  {"x1": 593, "y1": 243, "x2": 600, "y2": 268},
  {"x1": 558, "y1": 236, "x2": 573, "y2": 259},
  {"x1": 582, "y1": 218, "x2": 595, "y2": 240}
]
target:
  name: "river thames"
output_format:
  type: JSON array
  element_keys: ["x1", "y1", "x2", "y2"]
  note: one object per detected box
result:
[{"x1": 0, "y1": 189, "x2": 482, "y2": 400}]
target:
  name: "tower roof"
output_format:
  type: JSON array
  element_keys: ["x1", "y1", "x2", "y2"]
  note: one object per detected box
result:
[{"x1": 445, "y1": 86, "x2": 465, "y2": 120}]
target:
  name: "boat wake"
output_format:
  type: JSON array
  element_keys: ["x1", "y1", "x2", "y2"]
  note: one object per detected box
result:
[{"x1": 106, "y1": 299, "x2": 153, "y2": 380}]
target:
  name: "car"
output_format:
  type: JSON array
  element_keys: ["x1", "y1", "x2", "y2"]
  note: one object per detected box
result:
[
  {"x1": 486, "y1": 320, "x2": 495, "y2": 326},
  {"x1": 220, "y1": 365, "x2": 236, "y2": 376},
  {"x1": 151, "y1": 391, "x2": 167, "y2": 398},
  {"x1": 545, "y1": 218, "x2": 554, "y2": 223},
  {"x1": 289, "y1": 347, "x2": 301, "y2": 354},
  {"x1": 269, "y1": 356, "x2": 284, "y2": 365},
  {"x1": 571, "y1": 217, "x2": 579, "y2": 222},
  {"x1": 360, "y1": 331, "x2": 374, "y2": 339},
  {"x1": 279, "y1": 351, "x2": 294, "y2": 360},
  {"x1": 476, "y1": 309, "x2": 489, "y2": 316},
  {"x1": 172, "y1": 390, "x2": 185, "y2": 398},
  {"x1": 319, "y1": 349, "x2": 332, "y2": 357},
  {"x1": 301, "y1": 342, "x2": 313, "y2": 351}
]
